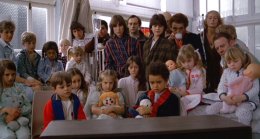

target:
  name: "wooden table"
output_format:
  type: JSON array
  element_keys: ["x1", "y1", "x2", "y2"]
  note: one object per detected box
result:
[{"x1": 40, "y1": 115, "x2": 251, "y2": 139}]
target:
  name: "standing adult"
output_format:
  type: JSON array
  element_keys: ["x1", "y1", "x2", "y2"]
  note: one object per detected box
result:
[
  {"x1": 98, "y1": 20, "x2": 110, "y2": 46},
  {"x1": 105, "y1": 15, "x2": 141, "y2": 78},
  {"x1": 143, "y1": 14, "x2": 178, "y2": 69},
  {"x1": 168, "y1": 13, "x2": 206, "y2": 64},
  {"x1": 127, "y1": 15, "x2": 147, "y2": 48},
  {"x1": 199, "y1": 10, "x2": 223, "y2": 93}
]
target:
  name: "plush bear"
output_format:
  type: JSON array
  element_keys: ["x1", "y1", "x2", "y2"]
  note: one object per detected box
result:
[
  {"x1": 129, "y1": 99, "x2": 152, "y2": 118},
  {"x1": 97, "y1": 91, "x2": 120, "y2": 119},
  {"x1": 221, "y1": 63, "x2": 260, "y2": 113},
  {"x1": 2, "y1": 93, "x2": 30, "y2": 132}
]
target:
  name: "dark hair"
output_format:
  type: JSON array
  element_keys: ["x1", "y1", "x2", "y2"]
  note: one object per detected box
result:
[
  {"x1": 42, "y1": 41, "x2": 59, "y2": 61},
  {"x1": 101, "y1": 20, "x2": 108, "y2": 30},
  {"x1": 109, "y1": 15, "x2": 128, "y2": 37},
  {"x1": 213, "y1": 32, "x2": 233, "y2": 44},
  {"x1": 70, "y1": 21, "x2": 85, "y2": 39},
  {"x1": 127, "y1": 15, "x2": 142, "y2": 26},
  {"x1": 50, "y1": 71, "x2": 72, "y2": 88},
  {"x1": 146, "y1": 62, "x2": 169, "y2": 81},
  {"x1": 67, "y1": 68, "x2": 89, "y2": 99},
  {"x1": 0, "y1": 59, "x2": 16, "y2": 95},
  {"x1": 169, "y1": 13, "x2": 189, "y2": 28},
  {"x1": 149, "y1": 14, "x2": 167, "y2": 38},
  {"x1": 0, "y1": 20, "x2": 15, "y2": 33},
  {"x1": 126, "y1": 56, "x2": 146, "y2": 91}
]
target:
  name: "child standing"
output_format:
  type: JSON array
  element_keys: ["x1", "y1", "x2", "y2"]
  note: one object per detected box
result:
[
  {"x1": 37, "y1": 41, "x2": 64, "y2": 84},
  {"x1": 65, "y1": 46, "x2": 92, "y2": 84},
  {"x1": 130, "y1": 62, "x2": 180, "y2": 117},
  {"x1": 176, "y1": 44, "x2": 206, "y2": 112},
  {"x1": 118, "y1": 56, "x2": 147, "y2": 108},
  {"x1": 58, "y1": 39, "x2": 71, "y2": 69},
  {"x1": 43, "y1": 71, "x2": 86, "y2": 130},
  {"x1": 85, "y1": 69, "x2": 125, "y2": 119},
  {"x1": 67, "y1": 68, "x2": 89, "y2": 106},
  {"x1": 206, "y1": 47, "x2": 259, "y2": 125},
  {"x1": 16, "y1": 31, "x2": 42, "y2": 90},
  {"x1": 0, "y1": 60, "x2": 31, "y2": 139}
]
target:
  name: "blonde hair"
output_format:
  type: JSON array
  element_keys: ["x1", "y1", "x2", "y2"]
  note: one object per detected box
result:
[
  {"x1": 204, "y1": 10, "x2": 223, "y2": 29},
  {"x1": 177, "y1": 44, "x2": 203, "y2": 70},
  {"x1": 224, "y1": 47, "x2": 251, "y2": 69},
  {"x1": 59, "y1": 39, "x2": 71, "y2": 47},
  {"x1": 67, "y1": 46, "x2": 84, "y2": 60},
  {"x1": 96, "y1": 69, "x2": 118, "y2": 92}
]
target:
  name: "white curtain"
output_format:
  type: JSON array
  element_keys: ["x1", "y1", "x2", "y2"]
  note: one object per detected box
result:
[
  {"x1": 58, "y1": 0, "x2": 93, "y2": 42},
  {"x1": 78, "y1": 0, "x2": 93, "y2": 34}
]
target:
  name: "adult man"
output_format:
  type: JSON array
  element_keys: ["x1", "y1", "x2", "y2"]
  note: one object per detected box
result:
[
  {"x1": 213, "y1": 32, "x2": 259, "y2": 68},
  {"x1": 127, "y1": 15, "x2": 147, "y2": 47},
  {"x1": 98, "y1": 20, "x2": 110, "y2": 46}
]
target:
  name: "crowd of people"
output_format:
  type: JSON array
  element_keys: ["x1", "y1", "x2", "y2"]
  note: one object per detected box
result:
[{"x1": 0, "y1": 10, "x2": 259, "y2": 139}]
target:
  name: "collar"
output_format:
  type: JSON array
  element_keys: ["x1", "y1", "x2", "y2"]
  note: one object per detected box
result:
[{"x1": 0, "y1": 38, "x2": 13, "y2": 49}]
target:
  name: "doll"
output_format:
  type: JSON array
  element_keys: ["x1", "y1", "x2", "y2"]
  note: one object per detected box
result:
[{"x1": 129, "y1": 99, "x2": 152, "y2": 118}]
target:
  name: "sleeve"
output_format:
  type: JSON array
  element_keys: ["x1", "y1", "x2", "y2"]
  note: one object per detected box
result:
[
  {"x1": 16, "y1": 53, "x2": 30, "y2": 79},
  {"x1": 43, "y1": 100, "x2": 54, "y2": 131},
  {"x1": 217, "y1": 69, "x2": 228, "y2": 97},
  {"x1": 170, "y1": 94, "x2": 180, "y2": 116},
  {"x1": 37, "y1": 59, "x2": 49, "y2": 83},
  {"x1": 104, "y1": 42, "x2": 116, "y2": 70},
  {"x1": 117, "y1": 78, "x2": 127, "y2": 105},
  {"x1": 65, "y1": 60, "x2": 74, "y2": 71},
  {"x1": 77, "y1": 104, "x2": 87, "y2": 120},
  {"x1": 57, "y1": 61, "x2": 64, "y2": 71},
  {"x1": 18, "y1": 84, "x2": 32, "y2": 116},
  {"x1": 117, "y1": 92, "x2": 125, "y2": 105}
]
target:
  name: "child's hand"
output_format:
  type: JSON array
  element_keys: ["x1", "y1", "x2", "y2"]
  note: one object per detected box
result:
[
  {"x1": 3, "y1": 107, "x2": 20, "y2": 123},
  {"x1": 231, "y1": 94, "x2": 247, "y2": 105},
  {"x1": 136, "y1": 106, "x2": 150, "y2": 115},
  {"x1": 221, "y1": 95, "x2": 236, "y2": 105}
]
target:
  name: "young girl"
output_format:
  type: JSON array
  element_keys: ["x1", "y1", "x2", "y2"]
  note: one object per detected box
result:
[
  {"x1": 67, "y1": 68, "x2": 89, "y2": 106},
  {"x1": 85, "y1": 69, "x2": 125, "y2": 119},
  {"x1": 43, "y1": 71, "x2": 86, "y2": 130},
  {"x1": 37, "y1": 41, "x2": 64, "y2": 84},
  {"x1": 58, "y1": 38, "x2": 71, "y2": 69},
  {"x1": 118, "y1": 56, "x2": 147, "y2": 108},
  {"x1": 0, "y1": 60, "x2": 31, "y2": 139},
  {"x1": 206, "y1": 47, "x2": 259, "y2": 125},
  {"x1": 65, "y1": 46, "x2": 92, "y2": 85},
  {"x1": 129, "y1": 62, "x2": 180, "y2": 117},
  {"x1": 176, "y1": 44, "x2": 206, "y2": 112}
]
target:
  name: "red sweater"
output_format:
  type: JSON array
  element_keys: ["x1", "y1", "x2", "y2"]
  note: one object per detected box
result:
[{"x1": 43, "y1": 99, "x2": 86, "y2": 130}]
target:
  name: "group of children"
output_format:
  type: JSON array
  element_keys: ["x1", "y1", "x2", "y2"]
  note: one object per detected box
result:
[{"x1": 0, "y1": 17, "x2": 260, "y2": 139}]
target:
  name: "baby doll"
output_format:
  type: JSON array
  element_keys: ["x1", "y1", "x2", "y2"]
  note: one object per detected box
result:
[
  {"x1": 98, "y1": 91, "x2": 120, "y2": 118},
  {"x1": 129, "y1": 99, "x2": 152, "y2": 118},
  {"x1": 221, "y1": 63, "x2": 260, "y2": 113},
  {"x1": 165, "y1": 59, "x2": 176, "y2": 71}
]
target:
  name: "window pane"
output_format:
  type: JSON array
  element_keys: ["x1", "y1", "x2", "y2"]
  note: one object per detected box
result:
[
  {"x1": 234, "y1": 0, "x2": 248, "y2": 15},
  {"x1": 220, "y1": 0, "x2": 232, "y2": 17},
  {"x1": 0, "y1": 2, "x2": 27, "y2": 49},
  {"x1": 32, "y1": 7, "x2": 47, "y2": 50},
  {"x1": 256, "y1": 0, "x2": 260, "y2": 13},
  {"x1": 200, "y1": 0, "x2": 207, "y2": 16},
  {"x1": 207, "y1": 0, "x2": 219, "y2": 12},
  {"x1": 236, "y1": 26, "x2": 248, "y2": 47},
  {"x1": 255, "y1": 25, "x2": 260, "y2": 61}
]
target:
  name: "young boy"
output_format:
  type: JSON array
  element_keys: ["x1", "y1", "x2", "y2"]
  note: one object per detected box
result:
[
  {"x1": 130, "y1": 62, "x2": 180, "y2": 117},
  {"x1": 43, "y1": 71, "x2": 86, "y2": 130},
  {"x1": 16, "y1": 31, "x2": 42, "y2": 90}
]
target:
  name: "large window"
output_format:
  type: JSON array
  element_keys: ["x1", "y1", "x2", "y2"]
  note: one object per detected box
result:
[
  {"x1": 234, "y1": 0, "x2": 248, "y2": 16},
  {"x1": 0, "y1": 1, "x2": 55, "y2": 50},
  {"x1": 255, "y1": 25, "x2": 260, "y2": 60},
  {"x1": 256, "y1": 0, "x2": 260, "y2": 13}
]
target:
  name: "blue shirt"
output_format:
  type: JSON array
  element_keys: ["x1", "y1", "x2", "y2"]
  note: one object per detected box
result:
[{"x1": 0, "y1": 38, "x2": 16, "y2": 62}]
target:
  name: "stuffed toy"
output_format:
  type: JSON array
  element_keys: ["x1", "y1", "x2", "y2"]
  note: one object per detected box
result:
[
  {"x1": 97, "y1": 91, "x2": 120, "y2": 119},
  {"x1": 2, "y1": 93, "x2": 30, "y2": 132},
  {"x1": 221, "y1": 63, "x2": 260, "y2": 113},
  {"x1": 129, "y1": 99, "x2": 152, "y2": 118}
]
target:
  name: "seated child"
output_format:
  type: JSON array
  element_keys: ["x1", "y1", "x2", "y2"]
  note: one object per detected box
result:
[
  {"x1": 129, "y1": 62, "x2": 180, "y2": 117},
  {"x1": 0, "y1": 59, "x2": 31, "y2": 139},
  {"x1": 85, "y1": 69, "x2": 125, "y2": 119},
  {"x1": 43, "y1": 71, "x2": 86, "y2": 130}
]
